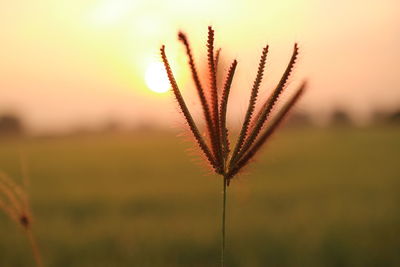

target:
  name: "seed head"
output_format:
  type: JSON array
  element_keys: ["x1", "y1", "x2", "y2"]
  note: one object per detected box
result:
[{"x1": 161, "y1": 27, "x2": 306, "y2": 183}]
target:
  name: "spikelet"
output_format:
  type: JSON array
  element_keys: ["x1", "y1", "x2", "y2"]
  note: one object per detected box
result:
[
  {"x1": 0, "y1": 170, "x2": 37, "y2": 234},
  {"x1": 229, "y1": 45, "x2": 269, "y2": 167},
  {"x1": 178, "y1": 32, "x2": 215, "y2": 156},
  {"x1": 233, "y1": 43, "x2": 299, "y2": 165},
  {"x1": 228, "y1": 82, "x2": 306, "y2": 178},
  {"x1": 207, "y1": 26, "x2": 223, "y2": 169},
  {"x1": 214, "y1": 48, "x2": 221, "y2": 78},
  {"x1": 0, "y1": 196, "x2": 19, "y2": 222},
  {"x1": 219, "y1": 60, "x2": 237, "y2": 159},
  {"x1": 0, "y1": 171, "x2": 30, "y2": 227},
  {"x1": 160, "y1": 45, "x2": 218, "y2": 171}
]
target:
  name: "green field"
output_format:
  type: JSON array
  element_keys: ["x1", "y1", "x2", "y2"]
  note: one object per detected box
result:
[{"x1": 0, "y1": 126, "x2": 399, "y2": 266}]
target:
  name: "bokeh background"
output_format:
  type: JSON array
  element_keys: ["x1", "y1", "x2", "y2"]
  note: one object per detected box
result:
[{"x1": 0, "y1": 0, "x2": 399, "y2": 266}]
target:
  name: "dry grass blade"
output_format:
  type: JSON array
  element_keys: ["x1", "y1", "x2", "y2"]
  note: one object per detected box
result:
[
  {"x1": 219, "y1": 60, "x2": 237, "y2": 158},
  {"x1": 160, "y1": 45, "x2": 218, "y2": 171},
  {"x1": 229, "y1": 45, "x2": 269, "y2": 165},
  {"x1": 0, "y1": 197, "x2": 19, "y2": 222},
  {"x1": 234, "y1": 43, "x2": 299, "y2": 164},
  {"x1": 228, "y1": 81, "x2": 306, "y2": 178},
  {"x1": 178, "y1": 32, "x2": 205, "y2": 96},
  {"x1": 0, "y1": 170, "x2": 29, "y2": 203},
  {"x1": 0, "y1": 174, "x2": 25, "y2": 215}
]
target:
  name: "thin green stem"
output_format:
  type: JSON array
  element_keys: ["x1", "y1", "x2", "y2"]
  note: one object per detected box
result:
[{"x1": 221, "y1": 176, "x2": 227, "y2": 267}]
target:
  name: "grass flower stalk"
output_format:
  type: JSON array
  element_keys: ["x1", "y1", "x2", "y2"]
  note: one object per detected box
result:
[
  {"x1": 0, "y1": 171, "x2": 43, "y2": 267},
  {"x1": 160, "y1": 26, "x2": 306, "y2": 266}
]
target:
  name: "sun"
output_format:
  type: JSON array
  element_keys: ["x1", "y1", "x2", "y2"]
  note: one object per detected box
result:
[{"x1": 145, "y1": 62, "x2": 170, "y2": 93}]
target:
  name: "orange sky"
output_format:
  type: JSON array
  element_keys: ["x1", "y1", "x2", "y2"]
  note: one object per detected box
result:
[{"x1": 0, "y1": 0, "x2": 399, "y2": 133}]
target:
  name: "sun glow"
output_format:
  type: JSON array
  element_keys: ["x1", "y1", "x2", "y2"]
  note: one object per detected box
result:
[
  {"x1": 145, "y1": 62, "x2": 170, "y2": 93},
  {"x1": 89, "y1": 0, "x2": 135, "y2": 26}
]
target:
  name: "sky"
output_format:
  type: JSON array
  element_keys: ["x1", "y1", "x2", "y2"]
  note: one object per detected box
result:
[{"x1": 0, "y1": 0, "x2": 399, "y2": 133}]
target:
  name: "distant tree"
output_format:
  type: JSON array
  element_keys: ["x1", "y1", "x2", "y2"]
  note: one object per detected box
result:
[
  {"x1": 285, "y1": 111, "x2": 312, "y2": 127},
  {"x1": 0, "y1": 114, "x2": 24, "y2": 136},
  {"x1": 330, "y1": 109, "x2": 352, "y2": 126},
  {"x1": 370, "y1": 109, "x2": 389, "y2": 124},
  {"x1": 100, "y1": 119, "x2": 120, "y2": 133},
  {"x1": 388, "y1": 110, "x2": 400, "y2": 124}
]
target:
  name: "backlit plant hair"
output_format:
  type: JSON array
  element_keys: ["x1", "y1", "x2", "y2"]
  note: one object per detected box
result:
[{"x1": 160, "y1": 26, "x2": 306, "y2": 266}]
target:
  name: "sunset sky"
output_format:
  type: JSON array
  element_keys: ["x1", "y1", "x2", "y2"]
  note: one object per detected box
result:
[{"x1": 0, "y1": 0, "x2": 399, "y2": 133}]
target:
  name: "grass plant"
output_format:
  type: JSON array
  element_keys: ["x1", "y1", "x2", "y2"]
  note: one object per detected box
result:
[{"x1": 161, "y1": 26, "x2": 306, "y2": 266}]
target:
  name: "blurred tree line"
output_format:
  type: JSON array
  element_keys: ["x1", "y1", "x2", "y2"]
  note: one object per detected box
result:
[
  {"x1": 1, "y1": 108, "x2": 400, "y2": 137},
  {"x1": 287, "y1": 108, "x2": 400, "y2": 127},
  {"x1": 0, "y1": 113, "x2": 25, "y2": 136}
]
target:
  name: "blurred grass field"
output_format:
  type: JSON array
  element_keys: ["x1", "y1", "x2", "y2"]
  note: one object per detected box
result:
[{"x1": 0, "y1": 126, "x2": 399, "y2": 267}]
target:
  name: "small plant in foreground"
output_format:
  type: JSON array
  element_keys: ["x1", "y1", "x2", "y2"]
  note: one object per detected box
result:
[
  {"x1": 0, "y1": 171, "x2": 43, "y2": 267},
  {"x1": 161, "y1": 26, "x2": 306, "y2": 266}
]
